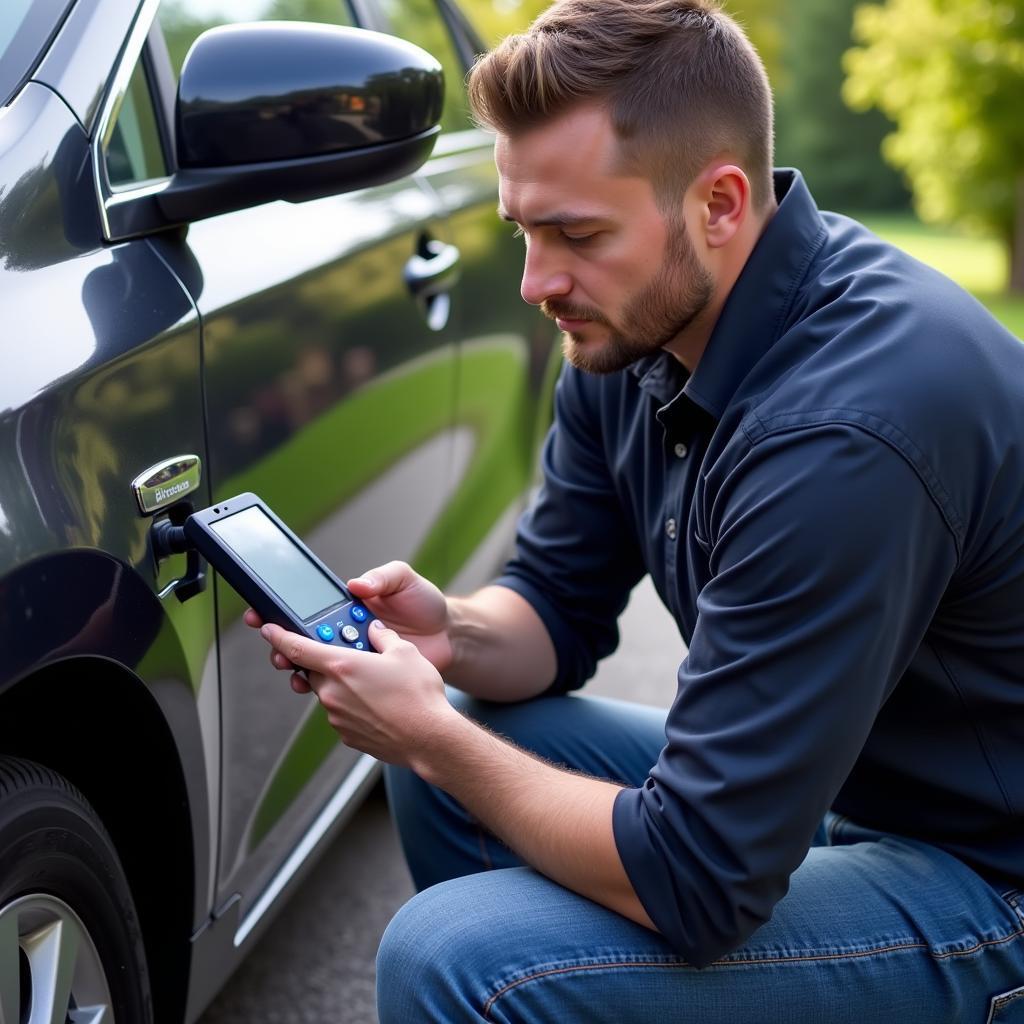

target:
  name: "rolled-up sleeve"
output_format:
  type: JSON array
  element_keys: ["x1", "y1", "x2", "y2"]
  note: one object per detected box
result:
[
  {"x1": 613, "y1": 423, "x2": 958, "y2": 966},
  {"x1": 496, "y1": 365, "x2": 646, "y2": 693}
]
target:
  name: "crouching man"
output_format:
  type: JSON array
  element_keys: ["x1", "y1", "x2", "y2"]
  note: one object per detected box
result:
[{"x1": 253, "y1": 1, "x2": 1024, "y2": 1020}]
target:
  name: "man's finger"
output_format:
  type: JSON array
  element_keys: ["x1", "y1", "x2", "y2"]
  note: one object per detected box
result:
[
  {"x1": 260, "y1": 623, "x2": 342, "y2": 675},
  {"x1": 271, "y1": 650, "x2": 294, "y2": 672},
  {"x1": 244, "y1": 608, "x2": 264, "y2": 628},
  {"x1": 348, "y1": 560, "x2": 414, "y2": 598}
]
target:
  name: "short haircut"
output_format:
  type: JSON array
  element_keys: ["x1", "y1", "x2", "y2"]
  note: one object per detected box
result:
[{"x1": 468, "y1": 0, "x2": 775, "y2": 212}]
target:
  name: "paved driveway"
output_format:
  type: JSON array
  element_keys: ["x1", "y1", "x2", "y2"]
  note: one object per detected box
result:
[{"x1": 200, "y1": 577, "x2": 681, "y2": 1023}]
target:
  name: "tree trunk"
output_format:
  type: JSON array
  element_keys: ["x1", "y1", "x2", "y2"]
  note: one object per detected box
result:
[{"x1": 1011, "y1": 174, "x2": 1024, "y2": 294}]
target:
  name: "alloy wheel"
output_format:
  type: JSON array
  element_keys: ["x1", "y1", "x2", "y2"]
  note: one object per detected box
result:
[{"x1": 0, "y1": 892, "x2": 114, "y2": 1024}]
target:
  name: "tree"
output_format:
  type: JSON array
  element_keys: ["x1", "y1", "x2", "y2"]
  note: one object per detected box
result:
[
  {"x1": 844, "y1": 0, "x2": 1024, "y2": 291},
  {"x1": 773, "y1": 0, "x2": 908, "y2": 212}
]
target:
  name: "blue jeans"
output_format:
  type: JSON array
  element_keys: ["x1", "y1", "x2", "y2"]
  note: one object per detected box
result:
[{"x1": 377, "y1": 691, "x2": 1024, "y2": 1022}]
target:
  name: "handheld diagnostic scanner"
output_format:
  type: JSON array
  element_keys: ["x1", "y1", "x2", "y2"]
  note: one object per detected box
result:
[{"x1": 183, "y1": 493, "x2": 376, "y2": 650}]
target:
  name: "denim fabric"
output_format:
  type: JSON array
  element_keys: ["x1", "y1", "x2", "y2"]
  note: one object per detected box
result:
[{"x1": 378, "y1": 691, "x2": 1024, "y2": 1023}]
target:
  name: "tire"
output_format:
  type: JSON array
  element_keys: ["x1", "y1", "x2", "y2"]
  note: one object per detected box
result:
[{"x1": 0, "y1": 756, "x2": 153, "y2": 1023}]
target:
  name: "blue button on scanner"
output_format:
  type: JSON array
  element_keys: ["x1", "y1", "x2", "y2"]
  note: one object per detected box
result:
[
  {"x1": 316, "y1": 624, "x2": 335, "y2": 642},
  {"x1": 350, "y1": 605, "x2": 368, "y2": 623}
]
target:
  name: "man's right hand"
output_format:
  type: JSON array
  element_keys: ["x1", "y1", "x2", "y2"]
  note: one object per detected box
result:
[{"x1": 347, "y1": 561, "x2": 453, "y2": 673}]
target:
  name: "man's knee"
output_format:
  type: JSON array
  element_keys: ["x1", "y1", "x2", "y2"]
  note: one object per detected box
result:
[{"x1": 377, "y1": 877, "x2": 490, "y2": 1023}]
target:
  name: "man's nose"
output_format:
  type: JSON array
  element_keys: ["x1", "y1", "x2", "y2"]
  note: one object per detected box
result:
[{"x1": 520, "y1": 245, "x2": 572, "y2": 306}]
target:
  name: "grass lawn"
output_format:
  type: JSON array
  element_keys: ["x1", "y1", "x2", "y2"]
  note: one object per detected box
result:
[{"x1": 855, "y1": 212, "x2": 1024, "y2": 339}]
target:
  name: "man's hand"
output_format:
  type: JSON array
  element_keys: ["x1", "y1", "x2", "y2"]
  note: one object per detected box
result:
[
  {"x1": 256, "y1": 618, "x2": 454, "y2": 766},
  {"x1": 347, "y1": 561, "x2": 453, "y2": 671},
  {"x1": 243, "y1": 559, "x2": 452, "y2": 695},
  {"x1": 245, "y1": 560, "x2": 556, "y2": 703}
]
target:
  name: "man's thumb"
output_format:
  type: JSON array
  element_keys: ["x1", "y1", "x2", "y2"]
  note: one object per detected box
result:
[{"x1": 368, "y1": 618, "x2": 402, "y2": 653}]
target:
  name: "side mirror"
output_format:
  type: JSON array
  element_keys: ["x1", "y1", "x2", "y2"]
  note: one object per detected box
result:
[{"x1": 107, "y1": 23, "x2": 444, "y2": 237}]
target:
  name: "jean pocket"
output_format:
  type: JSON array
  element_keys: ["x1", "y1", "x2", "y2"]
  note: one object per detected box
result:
[
  {"x1": 987, "y1": 984, "x2": 1024, "y2": 1022},
  {"x1": 1003, "y1": 891, "x2": 1024, "y2": 927}
]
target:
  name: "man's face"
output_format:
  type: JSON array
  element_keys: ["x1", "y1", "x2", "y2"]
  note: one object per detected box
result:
[{"x1": 496, "y1": 105, "x2": 715, "y2": 374}]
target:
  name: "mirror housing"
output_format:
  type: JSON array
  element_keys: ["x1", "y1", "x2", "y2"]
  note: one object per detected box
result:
[
  {"x1": 103, "y1": 23, "x2": 444, "y2": 238},
  {"x1": 176, "y1": 22, "x2": 443, "y2": 167}
]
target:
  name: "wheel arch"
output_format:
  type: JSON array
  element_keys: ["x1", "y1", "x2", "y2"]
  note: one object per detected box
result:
[
  {"x1": 0, "y1": 656, "x2": 195, "y2": 1024},
  {"x1": 0, "y1": 546, "x2": 218, "y2": 1024}
]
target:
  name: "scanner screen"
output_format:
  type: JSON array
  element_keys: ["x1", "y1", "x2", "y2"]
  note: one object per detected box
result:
[{"x1": 212, "y1": 506, "x2": 344, "y2": 621}]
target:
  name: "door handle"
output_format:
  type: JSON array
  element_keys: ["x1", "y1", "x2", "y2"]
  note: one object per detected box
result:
[{"x1": 404, "y1": 239, "x2": 461, "y2": 301}]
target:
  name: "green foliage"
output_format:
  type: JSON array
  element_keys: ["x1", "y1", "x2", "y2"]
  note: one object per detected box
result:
[
  {"x1": 844, "y1": 0, "x2": 1024, "y2": 253},
  {"x1": 722, "y1": 0, "x2": 786, "y2": 86},
  {"x1": 774, "y1": 0, "x2": 907, "y2": 211},
  {"x1": 457, "y1": 0, "x2": 549, "y2": 46}
]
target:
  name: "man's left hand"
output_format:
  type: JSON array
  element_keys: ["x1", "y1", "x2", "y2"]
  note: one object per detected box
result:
[{"x1": 257, "y1": 619, "x2": 452, "y2": 766}]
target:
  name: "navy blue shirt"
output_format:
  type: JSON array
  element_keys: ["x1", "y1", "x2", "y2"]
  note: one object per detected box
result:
[{"x1": 496, "y1": 170, "x2": 1024, "y2": 967}]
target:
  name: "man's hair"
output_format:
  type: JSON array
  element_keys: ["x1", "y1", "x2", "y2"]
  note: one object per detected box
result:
[{"x1": 468, "y1": 0, "x2": 775, "y2": 212}]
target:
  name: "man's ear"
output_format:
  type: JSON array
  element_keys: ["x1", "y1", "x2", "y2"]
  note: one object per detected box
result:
[{"x1": 696, "y1": 164, "x2": 750, "y2": 249}]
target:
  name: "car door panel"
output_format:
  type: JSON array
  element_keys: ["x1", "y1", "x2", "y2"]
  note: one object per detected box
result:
[{"x1": 153, "y1": 171, "x2": 460, "y2": 913}]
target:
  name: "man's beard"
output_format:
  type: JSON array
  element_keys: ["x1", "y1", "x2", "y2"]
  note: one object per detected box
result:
[{"x1": 543, "y1": 222, "x2": 715, "y2": 375}]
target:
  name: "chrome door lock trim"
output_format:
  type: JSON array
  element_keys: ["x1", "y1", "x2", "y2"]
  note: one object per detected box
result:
[{"x1": 132, "y1": 455, "x2": 203, "y2": 515}]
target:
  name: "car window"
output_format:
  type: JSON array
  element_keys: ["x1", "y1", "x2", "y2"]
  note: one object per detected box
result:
[
  {"x1": 106, "y1": 58, "x2": 168, "y2": 188},
  {"x1": 0, "y1": 0, "x2": 74, "y2": 107},
  {"x1": 375, "y1": 0, "x2": 473, "y2": 133},
  {"x1": 104, "y1": 0, "x2": 359, "y2": 189},
  {"x1": 158, "y1": 0, "x2": 357, "y2": 78},
  {"x1": 0, "y1": 2, "x2": 36, "y2": 64}
]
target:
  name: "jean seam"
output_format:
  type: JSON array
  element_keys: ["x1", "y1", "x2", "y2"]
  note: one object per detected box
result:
[
  {"x1": 481, "y1": 926, "x2": 1024, "y2": 1020},
  {"x1": 483, "y1": 961, "x2": 687, "y2": 1020},
  {"x1": 717, "y1": 924, "x2": 1024, "y2": 964}
]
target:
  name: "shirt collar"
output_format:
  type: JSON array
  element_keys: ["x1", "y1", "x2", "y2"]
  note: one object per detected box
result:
[
  {"x1": 630, "y1": 169, "x2": 827, "y2": 424},
  {"x1": 684, "y1": 169, "x2": 827, "y2": 419}
]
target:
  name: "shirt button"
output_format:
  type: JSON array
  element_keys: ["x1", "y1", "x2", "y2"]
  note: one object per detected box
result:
[
  {"x1": 673, "y1": 442, "x2": 689, "y2": 459},
  {"x1": 665, "y1": 518, "x2": 678, "y2": 540}
]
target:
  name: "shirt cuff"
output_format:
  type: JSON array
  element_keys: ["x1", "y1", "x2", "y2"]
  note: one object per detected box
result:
[
  {"x1": 612, "y1": 784, "x2": 723, "y2": 967},
  {"x1": 493, "y1": 572, "x2": 586, "y2": 694}
]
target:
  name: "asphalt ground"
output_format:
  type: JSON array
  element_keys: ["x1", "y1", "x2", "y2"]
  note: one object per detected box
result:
[{"x1": 199, "y1": 576, "x2": 681, "y2": 1023}]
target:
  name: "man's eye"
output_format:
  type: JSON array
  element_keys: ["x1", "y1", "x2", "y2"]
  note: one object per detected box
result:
[{"x1": 564, "y1": 233, "x2": 597, "y2": 246}]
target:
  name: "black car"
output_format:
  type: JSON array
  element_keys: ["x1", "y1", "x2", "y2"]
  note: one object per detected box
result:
[{"x1": 0, "y1": 0, "x2": 556, "y2": 1019}]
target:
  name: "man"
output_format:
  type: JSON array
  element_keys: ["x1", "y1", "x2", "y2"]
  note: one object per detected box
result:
[{"x1": 252, "y1": 0, "x2": 1024, "y2": 1019}]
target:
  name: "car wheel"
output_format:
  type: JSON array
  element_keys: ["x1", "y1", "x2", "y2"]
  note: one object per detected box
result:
[{"x1": 0, "y1": 756, "x2": 152, "y2": 1022}]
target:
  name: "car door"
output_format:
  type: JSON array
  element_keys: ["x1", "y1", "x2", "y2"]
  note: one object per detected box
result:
[
  {"x1": 134, "y1": 0, "x2": 463, "y2": 931},
  {"x1": 365, "y1": 0, "x2": 561, "y2": 591}
]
